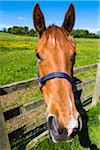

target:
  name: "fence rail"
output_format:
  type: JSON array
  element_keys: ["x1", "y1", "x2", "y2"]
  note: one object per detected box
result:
[
  {"x1": 0, "y1": 63, "x2": 100, "y2": 150},
  {"x1": 3, "y1": 79, "x2": 95, "y2": 121}
]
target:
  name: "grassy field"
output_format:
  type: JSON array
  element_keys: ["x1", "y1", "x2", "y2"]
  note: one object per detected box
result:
[
  {"x1": 0, "y1": 32, "x2": 99, "y2": 110},
  {"x1": 0, "y1": 32, "x2": 100, "y2": 85},
  {"x1": 0, "y1": 32, "x2": 99, "y2": 112},
  {"x1": 0, "y1": 32, "x2": 37, "y2": 85}
]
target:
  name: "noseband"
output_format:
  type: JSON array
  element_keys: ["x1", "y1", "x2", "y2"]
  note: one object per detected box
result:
[{"x1": 37, "y1": 71, "x2": 77, "y2": 92}]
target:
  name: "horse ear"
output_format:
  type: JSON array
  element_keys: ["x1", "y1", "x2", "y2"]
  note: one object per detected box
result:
[
  {"x1": 62, "y1": 3, "x2": 75, "y2": 33},
  {"x1": 33, "y1": 3, "x2": 46, "y2": 38}
]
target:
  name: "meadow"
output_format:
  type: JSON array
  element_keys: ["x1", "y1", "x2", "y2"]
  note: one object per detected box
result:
[
  {"x1": 0, "y1": 32, "x2": 37, "y2": 85},
  {"x1": 0, "y1": 32, "x2": 99, "y2": 111},
  {"x1": 0, "y1": 32, "x2": 99, "y2": 112},
  {"x1": 0, "y1": 32, "x2": 100, "y2": 150},
  {"x1": 0, "y1": 32, "x2": 100, "y2": 85}
]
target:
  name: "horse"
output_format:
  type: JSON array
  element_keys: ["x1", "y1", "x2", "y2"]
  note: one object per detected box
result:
[{"x1": 33, "y1": 3, "x2": 82, "y2": 143}]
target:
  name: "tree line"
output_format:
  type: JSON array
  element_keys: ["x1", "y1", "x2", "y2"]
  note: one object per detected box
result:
[
  {"x1": 1, "y1": 26, "x2": 37, "y2": 37},
  {"x1": 71, "y1": 29, "x2": 99, "y2": 38},
  {"x1": 1, "y1": 26, "x2": 100, "y2": 38}
]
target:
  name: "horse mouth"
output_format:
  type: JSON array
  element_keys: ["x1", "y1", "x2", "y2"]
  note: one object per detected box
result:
[
  {"x1": 49, "y1": 130, "x2": 71, "y2": 143},
  {"x1": 49, "y1": 127, "x2": 79, "y2": 143}
]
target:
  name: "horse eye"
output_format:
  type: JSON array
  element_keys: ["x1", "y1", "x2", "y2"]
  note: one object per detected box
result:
[
  {"x1": 70, "y1": 52, "x2": 76, "y2": 62},
  {"x1": 70, "y1": 57, "x2": 74, "y2": 62},
  {"x1": 36, "y1": 52, "x2": 41, "y2": 60}
]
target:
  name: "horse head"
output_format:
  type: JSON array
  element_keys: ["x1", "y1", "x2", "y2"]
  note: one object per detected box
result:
[{"x1": 33, "y1": 3, "x2": 82, "y2": 142}]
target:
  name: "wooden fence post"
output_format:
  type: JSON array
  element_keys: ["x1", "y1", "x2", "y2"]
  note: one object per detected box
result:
[
  {"x1": 0, "y1": 100, "x2": 11, "y2": 150},
  {"x1": 92, "y1": 63, "x2": 100, "y2": 106}
]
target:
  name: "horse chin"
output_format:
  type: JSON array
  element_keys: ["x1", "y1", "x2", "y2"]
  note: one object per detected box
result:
[
  {"x1": 49, "y1": 129, "x2": 73, "y2": 143},
  {"x1": 49, "y1": 131, "x2": 58, "y2": 143},
  {"x1": 50, "y1": 132, "x2": 73, "y2": 143}
]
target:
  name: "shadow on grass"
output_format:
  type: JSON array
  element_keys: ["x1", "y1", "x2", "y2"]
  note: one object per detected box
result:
[{"x1": 74, "y1": 77, "x2": 99, "y2": 150}]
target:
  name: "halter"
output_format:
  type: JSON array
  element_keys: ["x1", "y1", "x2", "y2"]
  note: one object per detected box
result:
[{"x1": 37, "y1": 71, "x2": 77, "y2": 92}]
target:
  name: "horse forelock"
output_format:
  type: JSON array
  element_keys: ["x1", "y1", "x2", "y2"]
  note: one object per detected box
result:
[{"x1": 38, "y1": 25, "x2": 75, "y2": 51}]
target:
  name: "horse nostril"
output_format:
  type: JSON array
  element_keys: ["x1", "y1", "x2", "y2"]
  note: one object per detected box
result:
[
  {"x1": 48, "y1": 116, "x2": 55, "y2": 129},
  {"x1": 47, "y1": 115, "x2": 58, "y2": 131},
  {"x1": 48, "y1": 116, "x2": 54, "y2": 124}
]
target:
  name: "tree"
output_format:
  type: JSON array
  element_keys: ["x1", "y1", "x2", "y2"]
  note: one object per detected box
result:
[
  {"x1": 2, "y1": 27, "x2": 7, "y2": 32},
  {"x1": 71, "y1": 29, "x2": 99, "y2": 38},
  {"x1": 10, "y1": 26, "x2": 20, "y2": 34},
  {"x1": 19, "y1": 26, "x2": 29, "y2": 35},
  {"x1": 23, "y1": 26, "x2": 29, "y2": 34},
  {"x1": 7, "y1": 26, "x2": 29, "y2": 35},
  {"x1": 8, "y1": 28, "x2": 12, "y2": 33},
  {"x1": 29, "y1": 29, "x2": 37, "y2": 37},
  {"x1": 6, "y1": 26, "x2": 99, "y2": 38}
]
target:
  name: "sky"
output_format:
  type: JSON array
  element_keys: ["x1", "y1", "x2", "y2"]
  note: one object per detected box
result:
[{"x1": 0, "y1": 1, "x2": 100, "y2": 33}]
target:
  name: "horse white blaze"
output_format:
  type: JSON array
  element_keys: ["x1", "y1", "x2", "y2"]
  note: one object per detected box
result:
[
  {"x1": 52, "y1": 38, "x2": 55, "y2": 45},
  {"x1": 68, "y1": 97, "x2": 78, "y2": 136}
]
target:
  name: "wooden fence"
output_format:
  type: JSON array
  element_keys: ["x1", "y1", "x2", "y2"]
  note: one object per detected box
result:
[{"x1": 0, "y1": 63, "x2": 100, "y2": 150}]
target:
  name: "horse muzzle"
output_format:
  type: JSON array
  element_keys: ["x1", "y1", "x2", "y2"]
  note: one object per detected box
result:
[{"x1": 47, "y1": 115, "x2": 82, "y2": 143}]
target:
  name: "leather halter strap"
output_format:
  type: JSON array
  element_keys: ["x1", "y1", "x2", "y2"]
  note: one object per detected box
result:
[{"x1": 37, "y1": 72, "x2": 77, "y2": 92}]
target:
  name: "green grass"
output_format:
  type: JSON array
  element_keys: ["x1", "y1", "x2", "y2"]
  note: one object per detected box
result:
[
  {"x1": 0, "y1": 32, "x2": 37, "y2": 85},
  {"x1": 75, "y1": 38, "x2": 100, "y2": 68},
  {"x1": 26, "y1": 102, "x2": 100, "y2": 150},
  {"x1": 0, "y1": 32, "x2": 41, "y2": 111},
  {"x1": 0, "y1": 33, "x2": 100, "y2": 85}
]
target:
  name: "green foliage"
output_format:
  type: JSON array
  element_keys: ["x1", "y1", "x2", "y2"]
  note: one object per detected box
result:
[
  {"x1": 71, "y1": 29, "x2": 99, "y2": 38},
  {"x1": 29, "y1": 29, "x2": 37, "y2": 37},
  {"x1": 8, "y1": 26, "x2": 29, "y2": 35},
  {"x1": 1, "y1": 26, "x2": 100, "y2": 38},
  {"x1": 88, "y1": 102, "x2": 100, "y2": 148},
  {"x1": 7, "y1": 26, "x2": 37, "y2": 37}
]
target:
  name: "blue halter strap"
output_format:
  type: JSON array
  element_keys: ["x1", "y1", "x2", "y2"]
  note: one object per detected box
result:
[{"x1": 37, "y1": 72, "x2": 77, "y2": 92}]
